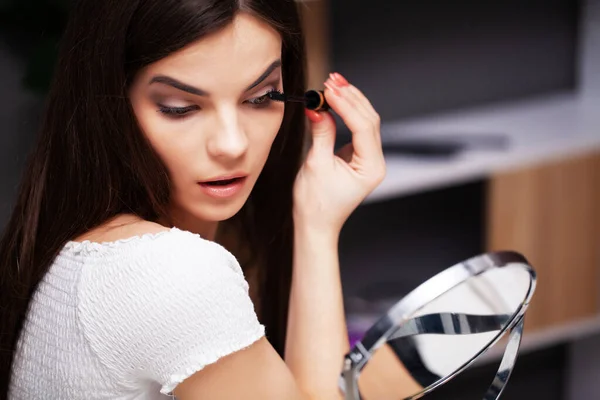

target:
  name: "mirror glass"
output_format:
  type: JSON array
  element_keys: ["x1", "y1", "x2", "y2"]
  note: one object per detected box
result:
[{"x1": 352, "y1": 263, "x2": 531, "y2": 400}]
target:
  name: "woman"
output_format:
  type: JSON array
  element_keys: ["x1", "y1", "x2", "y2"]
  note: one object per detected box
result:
[{"x1": 0, "y1": 0, "x2": 385, "y2": 399}]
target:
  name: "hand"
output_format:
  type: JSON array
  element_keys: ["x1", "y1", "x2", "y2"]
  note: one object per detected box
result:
[{"x1": 293, "y1": 72, "x2": 386, "y2": 234}]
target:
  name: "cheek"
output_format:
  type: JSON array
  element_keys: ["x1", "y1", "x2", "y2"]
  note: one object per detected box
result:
[
  {"x1": 130, "y1": 99, "x2": 202, "y2": 182},
  {"x1": 246, "y1": 107, "x2": 285, "y2": 161}
]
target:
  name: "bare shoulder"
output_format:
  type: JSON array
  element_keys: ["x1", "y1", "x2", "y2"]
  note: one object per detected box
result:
[{"x1": 73, "y1": 214, "x2": 170, "y2": 243}]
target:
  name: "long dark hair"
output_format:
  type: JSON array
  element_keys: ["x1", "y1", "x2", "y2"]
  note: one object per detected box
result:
[{"x1": 0, "y1": 0, "x2": 307, "y2": 395}]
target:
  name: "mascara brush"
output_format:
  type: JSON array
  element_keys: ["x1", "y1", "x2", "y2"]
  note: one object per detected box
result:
[{"x1": 267, "y1": 89, "x2": 330, "y2": 112}]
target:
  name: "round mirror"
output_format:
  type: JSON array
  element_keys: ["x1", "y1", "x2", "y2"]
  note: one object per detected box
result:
[{"x1": 340, "y1": 251, "x2": 536, "y2": 400}]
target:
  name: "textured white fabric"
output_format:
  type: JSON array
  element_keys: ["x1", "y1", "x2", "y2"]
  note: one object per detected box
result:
[{"x1": 9, "y1": 227, "x2": 265, "y2": 399}]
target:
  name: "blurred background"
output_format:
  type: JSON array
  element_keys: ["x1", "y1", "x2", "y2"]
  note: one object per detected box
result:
[{"x1": 1, "y1": 0, "x2": 599, "y2": 398}]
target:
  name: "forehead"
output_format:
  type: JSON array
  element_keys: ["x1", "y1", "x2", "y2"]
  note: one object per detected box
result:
[{"x1": 145, "y1": 13, "x2": 282, "y2": 89}]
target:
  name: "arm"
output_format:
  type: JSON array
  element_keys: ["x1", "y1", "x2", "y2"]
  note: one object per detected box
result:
[
  {"x1": 284, "y1": 226, "x2": 349, "y2": 400},
  {"x1": 285, "y1": 230, "x2": 422, "y2": 400},
  {"x1": 358, "y1": 344, "x2": 425, "y2": 399},
  {"x1": 281, "y1": 71, "x2": 385, "y2": 398}
]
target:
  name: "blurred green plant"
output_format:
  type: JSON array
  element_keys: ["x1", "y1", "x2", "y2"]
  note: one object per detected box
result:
[{"x1": 0, "y1": 0, "x2": 71, "y2": 94}]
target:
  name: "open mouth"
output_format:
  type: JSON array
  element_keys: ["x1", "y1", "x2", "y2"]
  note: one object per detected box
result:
[
  {"x1": 202, "y1": 178, "x2": 240, "y2": 186},
  {"x1": 199, "y1": 176, "x2": 247, "y2": 187}
]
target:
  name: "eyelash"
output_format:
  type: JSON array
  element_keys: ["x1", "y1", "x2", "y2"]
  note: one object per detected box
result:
[
  {"x1": 157, "y1": 105, "x2": 199, "y2": 117},
  {"x1": 247, "y1": 88, "x2": 281, "y2": 107},
  {"x1": 157, "y1": 88, "x2": 282, "y2": 119}
]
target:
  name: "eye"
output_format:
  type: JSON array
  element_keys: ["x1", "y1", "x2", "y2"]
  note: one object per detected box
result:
[
  {"x1": 246, "y1": 89, "x2": 280, "y2": 108},
  {"x1": 157, "y1": 104, "x2": 200, "y2": 119}
]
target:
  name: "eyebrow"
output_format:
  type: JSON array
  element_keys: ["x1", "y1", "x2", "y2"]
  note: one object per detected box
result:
[
  {"x1": 245, "y1": 59, "x2": 282, "y2": 91},
  {"x1": 149, "y1": 59, "x2": 282, "y2": 96}
]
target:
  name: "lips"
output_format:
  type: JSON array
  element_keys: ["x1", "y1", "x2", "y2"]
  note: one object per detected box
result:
[{"x1": 198, "y1": 175, "x2": 248, "y2": 199}]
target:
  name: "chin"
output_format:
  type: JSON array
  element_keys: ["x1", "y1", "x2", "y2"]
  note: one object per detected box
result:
[
  {"x1": 198, "y1": 207, "x2": 242, "y2": 223},
  {"x1": 189, "y1": 196, "x2": 249, "y2": 223}
]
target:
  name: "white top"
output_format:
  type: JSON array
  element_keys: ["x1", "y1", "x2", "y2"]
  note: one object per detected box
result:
[{"x1": 9, "y1": 227, "x2": 265, "y2": 399}]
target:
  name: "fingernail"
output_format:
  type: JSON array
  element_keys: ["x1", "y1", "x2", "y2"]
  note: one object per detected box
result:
[
  {"x1": 331, "y1": 72, "x2": 349, "y2": 87},
  {"x1": 324, "y1": 80, "x2": 340, "y2": 96},
  {"x1": 305, "y1": 108, "x2": 324, "y2": 123}
]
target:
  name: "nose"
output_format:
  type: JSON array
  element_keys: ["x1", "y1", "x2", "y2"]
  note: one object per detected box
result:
[{"x1": 207, "y1": 111, "x2": 249, "y2": 160}]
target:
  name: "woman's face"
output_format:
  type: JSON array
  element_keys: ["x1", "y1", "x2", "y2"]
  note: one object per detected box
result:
[{"x1": 129, "y1": 13, "x2": 285, "y2": 233}]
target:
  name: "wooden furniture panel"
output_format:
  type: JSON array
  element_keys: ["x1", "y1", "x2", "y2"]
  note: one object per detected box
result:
[
  {"x1": 487, "y1": 151, "x2": 600, "y2": 332},
  {"x1": 298, "y1": 0, "x2": 331, "y2": 88}
]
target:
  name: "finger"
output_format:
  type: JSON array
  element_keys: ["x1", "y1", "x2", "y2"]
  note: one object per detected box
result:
[
  {"x1": 330, "y1": 73, "x2": 378, "y2": 122},
  {"x1": 323, "y1": 75, "x2": 381, "y2": 160},
  {"x1": 331, "y1": 74, "x2": 384, "y2": 157},
  {"x1": 328, "y1": 74, "x2": 386, "y2": 184},
  {"x1": 346, "y1": 85, "x2": 382, "y2": 148},
  {"x1": 347, "y1": 83, "x2": 380, "y2": 122},
  {"x1": 330, "y1": 74, "x2": 381, "y2": 150},
  {"x1": 305, "y1": 109, "x2": 336, "y2": 160},
  {"x1": 325, "y1": 75, "x2": 373, "y2": 129}
]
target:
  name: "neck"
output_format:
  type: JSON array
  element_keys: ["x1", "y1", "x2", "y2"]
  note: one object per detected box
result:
[
  {"x1": 159, "y1": 210, "x2": 219, "y2": 242},
  {"x1": 179, "y1": 220, "x2": 219, "y2": 241}
]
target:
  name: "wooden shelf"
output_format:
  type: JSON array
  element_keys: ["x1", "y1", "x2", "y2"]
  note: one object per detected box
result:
[{"x1": 298, "y1": 0, "x2": 330, "y2": 88}]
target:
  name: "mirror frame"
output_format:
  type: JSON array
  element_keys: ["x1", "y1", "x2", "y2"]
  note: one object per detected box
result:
[{"x1": 339, "y1": 251, "x2": 537, "y2": 400}]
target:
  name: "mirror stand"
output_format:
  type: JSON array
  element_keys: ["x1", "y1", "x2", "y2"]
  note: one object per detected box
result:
[{"x1": 339, "y1": 251, "x2": 537, "y2": 400}]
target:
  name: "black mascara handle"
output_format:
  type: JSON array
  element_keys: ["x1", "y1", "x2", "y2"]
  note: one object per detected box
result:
[{"x1": 304, "y1": 90, "x2": 330, "y2": 111}]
